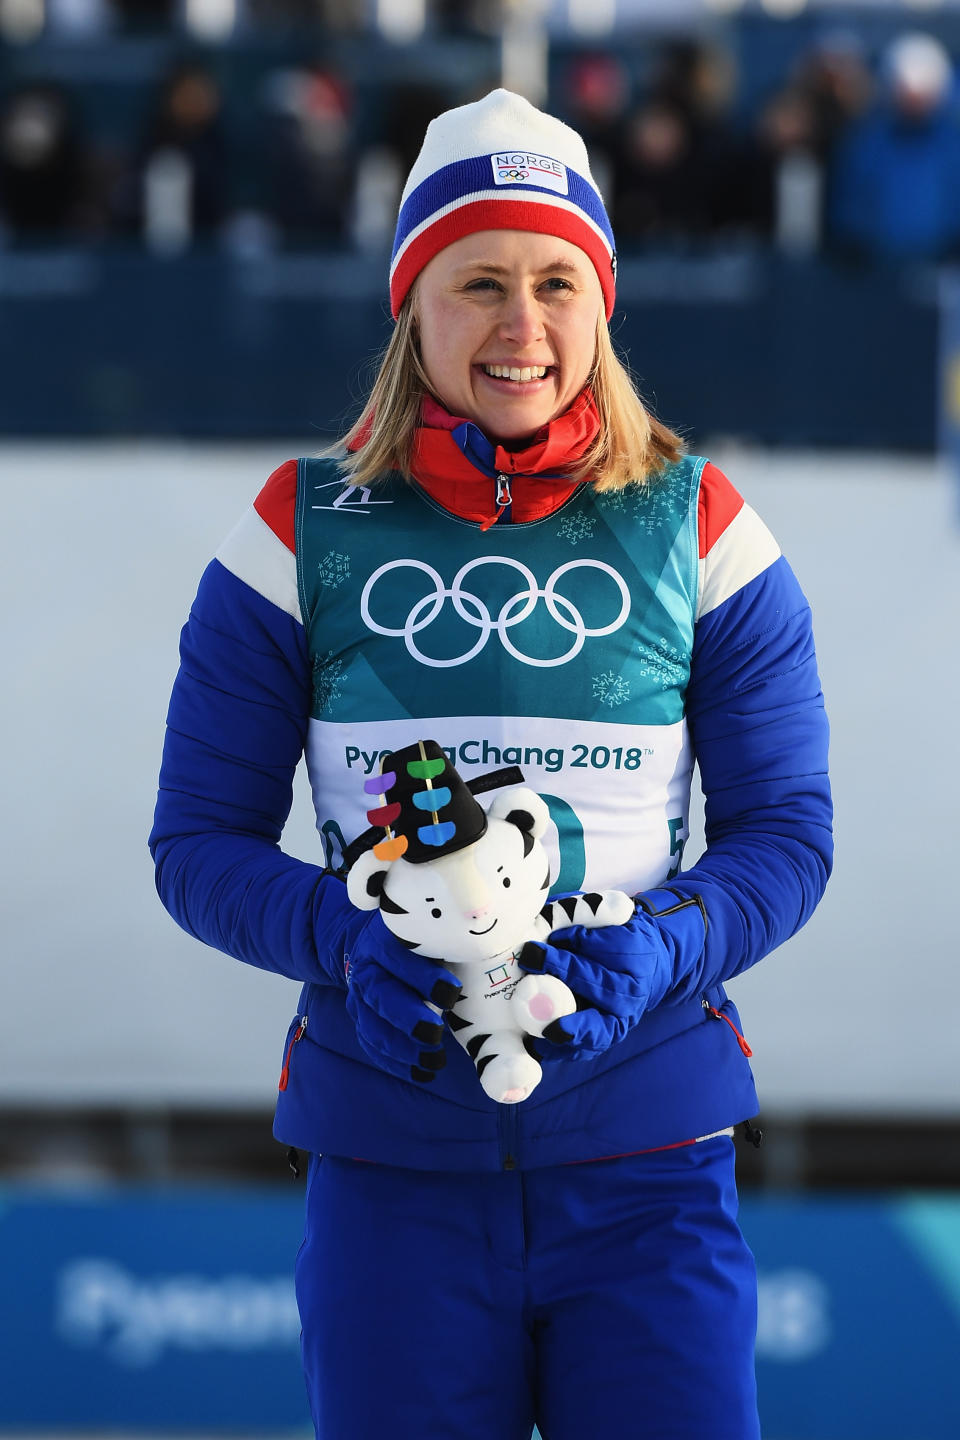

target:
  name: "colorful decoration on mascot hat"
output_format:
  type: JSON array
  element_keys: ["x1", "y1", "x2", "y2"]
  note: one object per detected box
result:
[{"x1": 362, "y1": 739, "x2": 488, "y2": 864}]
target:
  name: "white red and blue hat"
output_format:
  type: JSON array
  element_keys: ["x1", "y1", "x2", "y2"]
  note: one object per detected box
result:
[{"x1": 390, "y1": 88, "x2": 617, "y2": 321}]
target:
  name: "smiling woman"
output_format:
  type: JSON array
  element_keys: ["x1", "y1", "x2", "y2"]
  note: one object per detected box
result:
[
  {"x1": 415, "y1": 232, "x2": 601, "y2": 442},
  {"x1": 340, "y1": 248, "x2": 683, "y2": 495},
  {"x1": 338, "y1": 88, "x2": 683, "y2": 497},
  {"x1": 150, "y1": 86, "x2": 832, "y2": 1440}
]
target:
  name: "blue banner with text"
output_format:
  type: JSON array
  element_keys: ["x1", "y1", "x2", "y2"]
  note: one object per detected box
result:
[{"x1": 0, "y1": 1186, "x2": 958, "y2": 1437}]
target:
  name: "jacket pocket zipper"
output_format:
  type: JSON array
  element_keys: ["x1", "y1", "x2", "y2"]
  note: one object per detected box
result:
[
  {"x1": 278, "y1": 1016, "x2": 308, "y2": 1092},
  {"x1": 702, "y1": 1000, "x2": 753, "y2": 1057}
]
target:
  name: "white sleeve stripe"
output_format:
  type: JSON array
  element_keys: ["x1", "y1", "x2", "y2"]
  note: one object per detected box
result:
[
  {"x1": 696, "y1": 502, "x2": 782, "y2": 621},
  {"x1": 216, "y1": 506, "x2": 302, "y2": 623}
]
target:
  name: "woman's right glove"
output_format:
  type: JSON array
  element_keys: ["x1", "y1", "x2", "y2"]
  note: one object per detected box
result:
[{"x1": 325, "y1": 898, "x2": 462, "y2": 1085}]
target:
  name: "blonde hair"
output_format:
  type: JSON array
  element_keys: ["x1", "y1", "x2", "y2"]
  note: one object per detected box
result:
[{"x1": 336, "y1": 292, "x2": 685, "y2": 491}]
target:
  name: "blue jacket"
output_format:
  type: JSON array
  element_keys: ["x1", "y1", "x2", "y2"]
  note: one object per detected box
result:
[
  {"x1": 829, "y1": 102, "x2": 960, "y2": 260},
  {"x1": 149, "y1": 446, "x2": 832, "y2": 1171}
]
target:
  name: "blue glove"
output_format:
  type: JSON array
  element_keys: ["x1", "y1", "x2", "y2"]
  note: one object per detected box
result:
[
  {"x1": 518, "y1": 890, "x2": 706, "y2": 1061},
  {"x1": 340, "y1": 909, "x2": 462, "y2": 1084}
]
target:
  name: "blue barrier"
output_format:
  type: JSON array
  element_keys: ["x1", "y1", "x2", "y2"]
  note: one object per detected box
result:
[
  {"x1": 0, "y1": 1184, "x2": 958, "y2": 1436},
  {"x1": 0, "y1": 1187, "x2": 308, "y2": 1430},
  {"x1": 747, "y1": 1195, "x2": 960, "y2": 1440},
  {"x1": 0, "y1": 250, "x2": 939, "y2": 450}
]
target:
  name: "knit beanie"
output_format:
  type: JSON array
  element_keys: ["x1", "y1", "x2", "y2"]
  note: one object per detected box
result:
[{"x1": 390, "y1": 88, "x2": 617, "y2": 322}]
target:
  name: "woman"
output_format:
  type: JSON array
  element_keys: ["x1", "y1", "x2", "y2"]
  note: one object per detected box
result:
[{"x1": 150, "y1": 90, "x2": 832, "y2": 1440}]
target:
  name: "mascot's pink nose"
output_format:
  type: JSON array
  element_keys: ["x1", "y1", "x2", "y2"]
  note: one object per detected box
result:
[{"x1": 466, "y1": 904, "x2": 490, "y2": 921}]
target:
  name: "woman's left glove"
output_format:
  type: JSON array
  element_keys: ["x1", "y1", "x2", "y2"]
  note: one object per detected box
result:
[{"x1": 517, "y1": 890, "x2": 706, "y2": 1060}]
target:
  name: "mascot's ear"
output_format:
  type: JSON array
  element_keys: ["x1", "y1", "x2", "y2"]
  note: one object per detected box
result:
[
  {"x1": 486, "y1": 787, "x2": 550, "y2": 841},
  {"x1": 346, "y1": 850, "x2": 390, "y2": 911}
]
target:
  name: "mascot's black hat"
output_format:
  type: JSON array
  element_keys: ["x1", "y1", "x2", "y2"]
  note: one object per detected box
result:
[{"x1": 363, "y1": 739, "x2": 488, "y2": 865}]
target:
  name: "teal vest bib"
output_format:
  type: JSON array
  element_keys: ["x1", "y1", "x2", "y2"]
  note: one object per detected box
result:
[{"x1": 296, "y1": 456, "x2": 704, "y2": 895}]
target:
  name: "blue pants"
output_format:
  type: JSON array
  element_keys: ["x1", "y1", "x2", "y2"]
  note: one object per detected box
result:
[{"x1": 295, "y1": 1135, "x2": 760, "y2": 1439}]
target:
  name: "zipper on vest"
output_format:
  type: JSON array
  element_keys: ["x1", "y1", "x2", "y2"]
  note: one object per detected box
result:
[
  {"x1": 479, "y1": 474, "x2": 513, "y2": 531},
  {"x1": 278, "y1": 1015, "x2": 308, "y2": 1091},
  {"x1": 702, "y1": 1000, "x2": 753, "y2": 1057},
  {"x1": 499, "y1": 1097, "x2": 519, "y2": 1171}
]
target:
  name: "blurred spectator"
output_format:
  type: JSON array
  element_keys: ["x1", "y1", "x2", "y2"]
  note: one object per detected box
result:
[
  {"x1": 653, "y1": 38, "x2": 756, "y2": 236},
  {"x1": 112, "y1": 0, "x2": 175, "y2": 27},
  {"x1": 655, "y1": 36, "x2": 738, "y2": 133},
  {"x1": 613, "y1": 97, "x2": 717, "y2": 245},
  {"x1": 113, "y1": 60, "x2": 229, "y2": 251},
  {"x1": 0, "y1": 83, "x2": 105, "y2": 242},
  {"x1": 828, "y1": 32, "x2": 960, "y2": 262},
  {"x1": 743, "y1": 31, "x2": 873, "y2": 257},
  {"x1": 348, "y1": 79, "x2": 451, "y2": 253},
  {"x1": 793, "y1": 28, "x2": 873, "y2": 159},
  {"x1": 558, "y1": 52, "x2": 631, "y2": 201},
  {"x1": 377, "y1": 79, "x2": 451, "y2": 183},
  {"x1": 433, "y1": 0, "x2": 504, "y2": 36},
  {"x1": 611, "y1": 37, "x2": 768, "y2": 247},
  {"x1": 751, "y1": 85, "x2": 823, "y2": 253},
  {"x1": 257, "y1": 65, "x2": 354, "y2": 245},
  {"x1": 246, "y1": 0, "x2": 366, "y2": 31}
]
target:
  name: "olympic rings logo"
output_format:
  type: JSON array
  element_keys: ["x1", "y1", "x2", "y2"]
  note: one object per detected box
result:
[
  {"x1": 360, "y1": 556, "x2": 631, "y2": 669},
  {"x1": 498, "y1": 167, "x2": 529, "y2": 182}
]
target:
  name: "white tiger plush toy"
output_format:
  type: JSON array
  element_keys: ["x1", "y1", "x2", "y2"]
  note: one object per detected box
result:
[{"x1": 347, "y1": 742, "x2": 634, "y2": 1105}]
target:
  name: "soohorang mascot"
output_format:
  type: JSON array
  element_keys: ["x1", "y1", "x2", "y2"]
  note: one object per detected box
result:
[{"x1": 347, "y1": 740, "x2": 634, "y2": 1105}]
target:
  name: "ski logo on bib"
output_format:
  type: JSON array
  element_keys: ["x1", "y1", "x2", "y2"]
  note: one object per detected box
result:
[
  {"x1": 360, "y1": 556, "x2": 630, "y2": 669},
  {"x1": 311, "y1": 480, "x2": 394, "y2": 513}
]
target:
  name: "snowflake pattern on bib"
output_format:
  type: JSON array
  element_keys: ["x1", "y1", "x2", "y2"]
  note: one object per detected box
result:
[
  {"x1": 312, "y1": 651, "x2": 346, "y2": 714},
  {"x1": 592, "y1": 670, "x2": 632, "y2": 709},
  {"x1": 599, "y1": 467, "x2": 690, "y2": 536},
  {"x1": 557, "y1": 512, "x2": 597, "y2": 546},
  {"x1": 317, "y1": 550, "x2": 351, "y2": 590},
  {"x1": 637, "y1": 636, "x2": 686, "y2": 690}
]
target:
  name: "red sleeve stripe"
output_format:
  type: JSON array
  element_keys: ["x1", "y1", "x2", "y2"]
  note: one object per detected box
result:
[
  {"x1": 253, "y1": 459, "x2": 298, "y2": 555},
  {"x1": 698, "y1": 461, "x2": 744, "y2": 559}
]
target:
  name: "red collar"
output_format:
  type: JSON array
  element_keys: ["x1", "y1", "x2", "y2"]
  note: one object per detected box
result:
[{"x1": 410, "y1": 389, "x2": 600, "y2": 528}]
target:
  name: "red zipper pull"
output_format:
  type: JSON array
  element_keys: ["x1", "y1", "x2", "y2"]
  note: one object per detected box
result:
[
  {"x1": 278, "y1": 1016, "x2": 308, "y2": 1091},
  {"x1": 703, "y1": 1002, "x2": 753, "y2": 1057}
]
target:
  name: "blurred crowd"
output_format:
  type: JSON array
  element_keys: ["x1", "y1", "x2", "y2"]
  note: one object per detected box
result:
[
  {"x1": 566, "y1": 29, "x2": 960, "y2": 263},
  {"x1": 3, "y1": 24, "x2": 960, "y2": 264}
]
